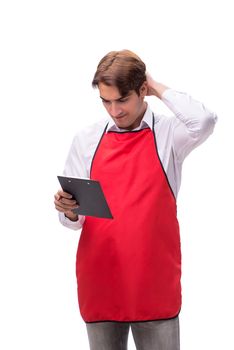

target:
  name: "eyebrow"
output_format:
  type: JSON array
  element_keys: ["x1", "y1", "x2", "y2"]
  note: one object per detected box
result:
[{"x1": 100, "y1": 94, "x2": 130, "y2": 103}]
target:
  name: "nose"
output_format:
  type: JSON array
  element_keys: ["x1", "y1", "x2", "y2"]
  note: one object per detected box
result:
[{"x1": 109, "y1": 103, "x2": 123, "y2": 118}]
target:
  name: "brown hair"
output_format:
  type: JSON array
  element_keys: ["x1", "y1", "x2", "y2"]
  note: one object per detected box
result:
[{"x1": 92, "y1": 50, "x2": 146, "y2": 96}]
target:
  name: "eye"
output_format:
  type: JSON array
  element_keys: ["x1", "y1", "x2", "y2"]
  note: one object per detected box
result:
[
  {"x1": 102, "y1": 99, "x2": 110, "y2": 105},
  {"x1": 119, "y1": 98, "x2": 128, "y2": 103}
]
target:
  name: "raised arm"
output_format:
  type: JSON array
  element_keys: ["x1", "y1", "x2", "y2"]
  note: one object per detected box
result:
[{"x1": 146, "y1": 73, "x2": 218, "y2": 161}]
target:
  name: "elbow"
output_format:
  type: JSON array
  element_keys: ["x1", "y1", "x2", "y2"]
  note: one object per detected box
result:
[
  {"x1": 187, "y1": 111, "x2": 218, "y2": 142},
  {"x1": 200, "y1": 111, "x2": 218, "y2": 136}
]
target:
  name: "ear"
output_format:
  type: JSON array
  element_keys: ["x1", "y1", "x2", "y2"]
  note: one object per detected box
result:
[{"x1": 139, "y1": 81, "x2": 148, "y2": 98}]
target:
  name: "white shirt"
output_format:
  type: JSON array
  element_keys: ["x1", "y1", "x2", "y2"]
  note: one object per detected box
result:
[{"x1": 59, "y1": 88, "x2": 217, "y2": 230}]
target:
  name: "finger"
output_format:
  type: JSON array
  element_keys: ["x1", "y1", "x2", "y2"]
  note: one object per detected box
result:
[
  {"x1": 57, "y1": 190, "x2": 73, "y2": 199},
  {"x1": 54, "y1": 198, "x2": 78, "y2": 209},
  {"x1": 55, "y1": 204, "x2": 73, "y2": 213},
  {"x1": 54, "y1": 193, "x2": 61, "y2": 201},
  {"x1": 54, "y1": 191, "x2": 75, "y2": 202},
  {"x1": 55, "y1": 201, "x2": 79, "y2": 212},
  {"x1": 59, "y1": 197, "x2": 79, "y2": 205}
]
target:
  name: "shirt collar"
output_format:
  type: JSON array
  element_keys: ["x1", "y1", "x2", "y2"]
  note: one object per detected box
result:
[{"x1": 106, "y1": 104, "x2": 154, "y2": 132}]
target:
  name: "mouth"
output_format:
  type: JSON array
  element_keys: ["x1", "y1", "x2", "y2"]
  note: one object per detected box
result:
[{"x1": 114, "y1": 114, "x2": 126, "y2": 120}]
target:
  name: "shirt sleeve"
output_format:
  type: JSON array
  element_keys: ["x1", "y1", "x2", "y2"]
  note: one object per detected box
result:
[
  {"x1": 58, "y1": 212, "x2": 85, "y2": 231},
  {"x1": 161, "y1": 89, "x2": 218, "y2": 162},
  {"x1": 58, "y1": 133, "x2": 88, "y2": 230}
]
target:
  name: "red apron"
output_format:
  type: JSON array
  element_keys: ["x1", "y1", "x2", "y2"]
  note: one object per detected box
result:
[{"x1": 76, "y1": 117, "x2": 181, "y2": 322}]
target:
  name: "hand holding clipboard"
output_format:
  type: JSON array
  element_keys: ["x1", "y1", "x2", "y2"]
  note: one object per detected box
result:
[{"x1": 57, "y1": 176, "x2": 113, "y2": 219}]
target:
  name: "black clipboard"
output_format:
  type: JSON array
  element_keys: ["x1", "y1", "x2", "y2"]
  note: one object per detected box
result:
[{"x1": 57, "y1": 176, "x2": 113, "y2": 219}]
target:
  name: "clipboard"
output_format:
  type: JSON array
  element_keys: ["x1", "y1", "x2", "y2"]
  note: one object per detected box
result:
[{"x1": 57, "y1": 176, "x2": 113, "y2": 219}]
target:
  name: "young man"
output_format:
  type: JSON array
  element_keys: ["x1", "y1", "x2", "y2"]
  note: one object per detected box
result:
[{"x1": 54, "y1": 50, "x2": 217, "y2": 350}]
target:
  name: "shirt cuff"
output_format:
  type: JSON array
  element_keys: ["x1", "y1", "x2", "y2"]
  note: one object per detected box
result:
[
  {"x1": 161, "y1": 88, "x2": 176, "y2": 101},
  {"x1": 58, "y1": 212, "x2": 85, "y2": 230}
]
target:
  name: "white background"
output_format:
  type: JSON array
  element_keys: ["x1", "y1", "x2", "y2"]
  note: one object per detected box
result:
[{"x1": 0, "y1": 0, "x2": 233, "y2": 349}]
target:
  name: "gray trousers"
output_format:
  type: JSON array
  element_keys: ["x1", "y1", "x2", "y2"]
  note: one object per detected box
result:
[{"x1": 86, "y1": 317, "x2": 180, "y2": 350}]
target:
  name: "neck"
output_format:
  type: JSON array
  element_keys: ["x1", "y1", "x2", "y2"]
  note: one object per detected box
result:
[{"x1": 123, "y1": 102, "x2": 147, "y2": 131}]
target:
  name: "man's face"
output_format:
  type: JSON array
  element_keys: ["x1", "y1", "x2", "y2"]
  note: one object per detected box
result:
[{"x1": 98, "y1": 82, "x2": 147, "y2": 130}]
